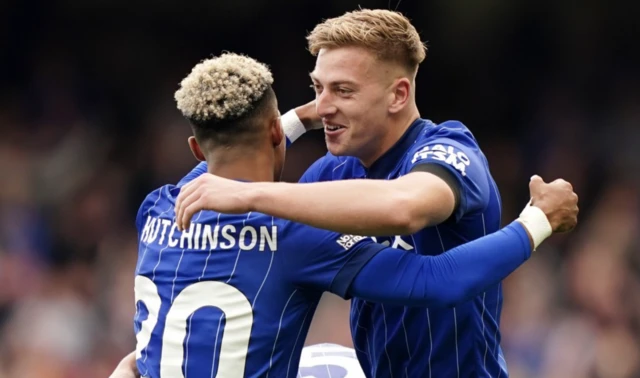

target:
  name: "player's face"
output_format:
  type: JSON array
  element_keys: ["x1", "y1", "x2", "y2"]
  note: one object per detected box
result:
[{"x1": 311, "y1": 46, "x2": 396, "y2": 165}]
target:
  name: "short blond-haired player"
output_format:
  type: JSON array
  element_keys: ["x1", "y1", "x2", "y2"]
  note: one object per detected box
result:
[{"x1": 175, "y1": 9, "x2": 579, "y2": 378}]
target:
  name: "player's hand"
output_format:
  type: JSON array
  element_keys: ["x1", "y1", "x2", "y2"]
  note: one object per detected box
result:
[
  {"x1": 529, "y1": 175, "x2": 579, "y2": 233},
  {"x1": 109, "y1": 370, "x2": 139, "y2": 378},
  {"x1": 175, "y1": 174, "x2": 253, "y2": 231},
  {"x1": 109, "y1": 351, "x2": 140, "y2": 378},
  {"x1": 295, "y1": 100, "x2": 323, "y2": 131}
]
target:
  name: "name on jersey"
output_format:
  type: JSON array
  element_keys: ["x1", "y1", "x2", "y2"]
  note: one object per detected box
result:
[
  {"x1": 411, "y1": 144, "x2": 471, "y2": 176},
  {"x1": 139, "y1": 216, "x2": 278, "y2": 252}
]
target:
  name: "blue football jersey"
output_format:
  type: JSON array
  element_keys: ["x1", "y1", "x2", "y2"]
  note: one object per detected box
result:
[
  {"x1": 133, "y1": 185, "x2": 385, "y2": 378},
  {"x1": 300, "y1": 119, "x2": 506, "y2": 378}
]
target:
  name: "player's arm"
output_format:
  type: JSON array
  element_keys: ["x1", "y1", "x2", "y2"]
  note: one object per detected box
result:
[
  {"x1": 176, "y1": 101, "x2": 320, "y2": 186},
  {"x1": 108, "y1": 351, "x2": 139, "y2": 378},
  {"x1": 176, "y1": 134, "x2": 488, "y2": 235},
  {"x1": 248, "y1": 171, "x2": 455, "y2": 236},
  {"x1": 176, "y1": 170, "x2": 457, "y2": 235},
  {"x1": 245, "y1": 135, "x2": 487, "y2": 235},
  {"x1": 347, "y1": 220, "x2": 531, "y2": 307},
  {"x1": 282, "y1": 177, "x2": 577, "y2": 306},
  {"x1": 342, "y1": 189, "x2": 577, "y2": 307}
]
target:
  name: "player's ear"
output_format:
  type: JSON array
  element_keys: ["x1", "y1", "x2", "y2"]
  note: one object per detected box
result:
[
  {"x1": 388, "y1": 77, "x2": 411, "y2": 114},
  {"x1": 188, "y1": 136, "x2": 206, "y2": 162},
  {"x1": 270, "y1": 116, "x2": 284, "y2": 148}
]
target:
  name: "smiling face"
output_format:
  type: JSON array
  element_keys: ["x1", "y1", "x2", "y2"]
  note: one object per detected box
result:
[
  {"x1": 306, "y1": 9, "x2": 427, "y2": 166},
  {"x1": 310, "y1": 46, "x2": 395, "y2": 163}
]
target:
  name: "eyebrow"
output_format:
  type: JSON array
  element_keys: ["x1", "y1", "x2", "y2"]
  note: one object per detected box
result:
[{"x1": 309, "y1": 73, "x2": 358, "y2": 87}]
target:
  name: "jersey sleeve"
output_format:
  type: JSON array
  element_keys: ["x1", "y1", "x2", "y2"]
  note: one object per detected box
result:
[
  {"x1": 279, "y1": 222, "x2": 386, "y2": 298},
  {"x1": 135, "y1": 190, "x2": 160, "y2": 231},
  {"x1": 177, "y1": 162, "x2": 208, "y2": 187},
  {"x1": 347, "y1": 221, "x2": 531, "y2": 307},
  {"x1": 407, "y1": 121, "x2": 491, "y2": 221}
]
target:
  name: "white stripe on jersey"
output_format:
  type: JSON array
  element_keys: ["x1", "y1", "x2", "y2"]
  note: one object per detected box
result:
[
  {"x1": 200, "y1": 213, "x2": 222, "y2": 281},
  {"x1": 227, "y1": 212, "x2": 254, "y2": 283},
  {"x1": 435, "y1": 225, "x2": 459, "y2": 378},
  {"x1": 481, "y1": 214, "x2": 490, "y2": 371},
  {"x1": 286, "y1": 307, "x2": 314, "y2": 378},
  {"x1": 298, "y1": 344, "x2": 365, "y2": 378},
  {"x1": 380, "y1": 305, "x2": 394, "y2": 378},
  {"x1": 267, "y1": 290, "x2": 298, "y2": 378},
  {"x1": 351, "y1": 301, "x2": 372, "y2": 367}
]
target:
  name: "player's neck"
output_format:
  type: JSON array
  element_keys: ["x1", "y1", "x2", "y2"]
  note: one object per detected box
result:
[
  {"x1": 205, "y1": 150, "x2": 275, "y2": 183},
  {"x1": 360, "y1": 105, "x2": 420, "y2": 168}
]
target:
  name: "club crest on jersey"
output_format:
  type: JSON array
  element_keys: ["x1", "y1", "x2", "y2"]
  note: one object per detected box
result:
[
  {"x1": 411, "y1": 144, "x2": 471, "y2": 176},
  {"x1": 336, "y1": 234, "x2": 368, "y2": 250}
]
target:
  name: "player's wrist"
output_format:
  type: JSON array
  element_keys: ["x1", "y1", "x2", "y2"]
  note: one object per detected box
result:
[
  {"x1": 293, "y1": 100, "x2": 322, "y2": 132},
  {"x1": 281, "y1": 109, "x2": 307, "y2": 142},
  {"x1": 516, "y1": 202, "x2": 553, "y2": 251},
  {"x1": 245, "y1": 182, "x2": 271, "y2": 213}
]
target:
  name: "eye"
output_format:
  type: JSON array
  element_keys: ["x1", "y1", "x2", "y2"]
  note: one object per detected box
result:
[
  {"x1": 310, "y1": 84, "x2": 323, "y2": 94},
  {"x1": 336, "y1": 87, "x2": 352, "y2": 96}
]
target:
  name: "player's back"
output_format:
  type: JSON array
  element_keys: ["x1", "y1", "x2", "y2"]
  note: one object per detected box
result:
[{"x1": 133, "y1": 185, "x2": 323, "y2": 378}]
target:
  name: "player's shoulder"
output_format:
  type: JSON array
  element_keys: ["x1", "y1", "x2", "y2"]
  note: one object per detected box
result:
[
  {"x1": 311, "y1": 152, "x2": 363, "y2": 180},
  {"x1": 403, "y1": 119, "x2": 484, "y2": 168},
  {"x1": 140, "y1": 184, "x2": 178, "y2": 210},
  {"x1": 136, "y1": 184, "x2": 177, "y2": 229},
  {"x1": 420, "y1": 119, "x2": 479, "y2": 147}
]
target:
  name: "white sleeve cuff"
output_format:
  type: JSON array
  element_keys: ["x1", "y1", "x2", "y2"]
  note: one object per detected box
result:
[
  {"x1": 517, "y1": 201, "x2": 553, "y2": 250},
  {"x1": 281, "y1": 109, "x2": 307, "y2": 143}
]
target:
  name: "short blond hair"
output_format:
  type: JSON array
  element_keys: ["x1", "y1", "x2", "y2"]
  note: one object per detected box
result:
[
  {"x1": 175, "y1": 53, "x2": 274, "y2": 123},
  {"x1": 307, "y1": 9, "x2": 427, "y2": 72}
]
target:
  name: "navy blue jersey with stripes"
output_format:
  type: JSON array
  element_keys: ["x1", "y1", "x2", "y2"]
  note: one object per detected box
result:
[
  {"x1": 133, "y1": 185, "x2": 385, "y2": 378},
  {"x1": 300, "y1": 119, "x2": 506, "y2": 378}
]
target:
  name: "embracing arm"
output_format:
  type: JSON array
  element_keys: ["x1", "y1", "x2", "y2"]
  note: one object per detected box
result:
[
  {"x1": 346, "y1": 221, "x2": 533, "y2": 307},
  {"x1": 250, "y1": 171, "x2": 454, "y2": 236}
]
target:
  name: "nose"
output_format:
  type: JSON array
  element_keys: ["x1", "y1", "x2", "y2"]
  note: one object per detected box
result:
[{"x1": 316, "y1": 90, "x2": 337, "y2": 118}]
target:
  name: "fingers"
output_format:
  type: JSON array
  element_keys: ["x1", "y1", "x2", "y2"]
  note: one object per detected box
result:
[
  {"x1": 530, "y1": 175, "x2": 575, "y2": 196},
  {"x1": 175, "y1": 180, "x2": 199, "y2": 222},
  {"x1": 176, "y1": 178, "x2": 206, "y2": 231},
  {"x1": 177, "y1": 188, "x2": 203, "y2": 231},
  {"x1": 529, "y1": 175, "x2": 545, "y2": 194},
  {"x1": 550, "y1": 178, "x2": 573, "y2": 192},
  {"x1": 181, "y1": 200, "x2": 204, "y2": 231}
]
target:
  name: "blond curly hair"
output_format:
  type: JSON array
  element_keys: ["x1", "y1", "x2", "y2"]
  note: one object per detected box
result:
[
  {"x1": 175, "y1": 53, "x2": 274, "y2": 122},
  {"x1": 307, "y1": 9, "x2": 427, "y2": 72}
]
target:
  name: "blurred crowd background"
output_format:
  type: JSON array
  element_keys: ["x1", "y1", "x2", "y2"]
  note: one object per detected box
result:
[{"x1": 1, "y1": 0, "x2": 639, "y2": 377}]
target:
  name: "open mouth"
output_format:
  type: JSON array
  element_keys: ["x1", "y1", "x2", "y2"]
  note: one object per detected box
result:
[{"x1": 324, "y1": 121, "x2": 346, "y2": 133}]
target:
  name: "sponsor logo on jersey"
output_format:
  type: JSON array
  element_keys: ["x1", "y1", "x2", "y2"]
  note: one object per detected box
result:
[
  {"x1": 336, "y1": 234, "x2": 368, "y2": 250},
  {"x1": 411, "y1": 144, "x2": 471, "y2": 176}
]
